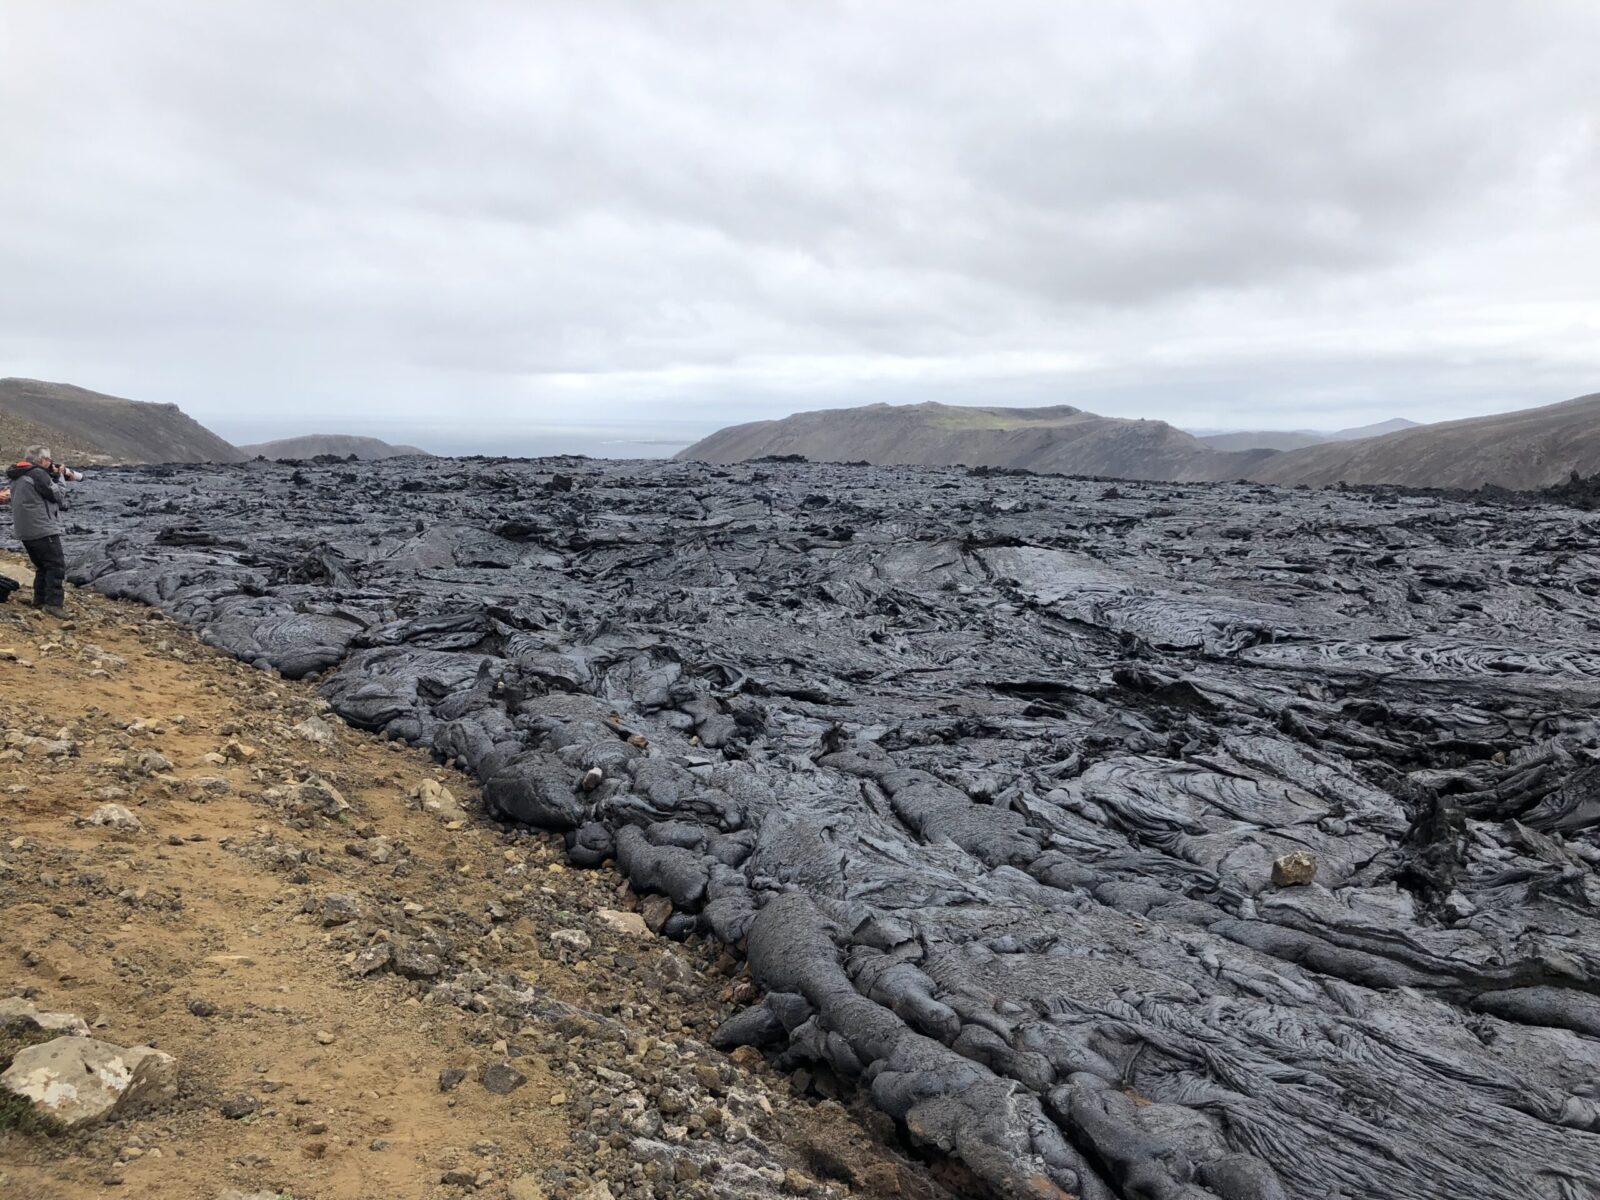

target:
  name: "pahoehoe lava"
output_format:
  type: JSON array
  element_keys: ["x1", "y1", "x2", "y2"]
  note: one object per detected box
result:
[{"x1": 61, "y1": 457, "x2": 1600, "y2": 1200}]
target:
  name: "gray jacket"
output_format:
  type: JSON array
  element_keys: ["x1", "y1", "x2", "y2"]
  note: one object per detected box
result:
[{"x1": 6, "y1": 464, "x2": 66, "y2": 541}]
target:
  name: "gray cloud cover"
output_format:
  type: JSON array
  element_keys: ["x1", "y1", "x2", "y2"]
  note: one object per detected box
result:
[{"x1": 2, "y1": 1, "x2": 1597, "y2": 452}]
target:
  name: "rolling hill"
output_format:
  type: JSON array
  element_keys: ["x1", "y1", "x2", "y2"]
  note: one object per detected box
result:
[
  {"x1": 0, "y1": 378, "x2": 244, "y2": 464},
  {"x1": 677, "y1": 401, "x2": 1270, "y2": 482},
  {"x1": 240, "y1": 434, "x2": 432, "y2": 460}
]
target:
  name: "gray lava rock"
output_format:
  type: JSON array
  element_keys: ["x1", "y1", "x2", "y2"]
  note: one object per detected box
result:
[
  {"x1": 321, "y1": 892, "x2": 362, "y2": 926},
  {"x1": 58, "y1": 455, "x2": 1600, "y2": 1199},
  {"x1": 480, "y1": 1061, "x2": 527, "y2": 1095},
  {"x1": 392, "y1": 941, "x2": 445, "y2": 978},
  {"x1": 439, "y1": 1067, "x2": 468, "y2": 1092},
  {"x1": 297, "y1": 777, "x2": 350, "y2": 818},
  {"x1": 220, "y1": 1093, "x2": 260, "y2": 1119},
  {"x1": 353, "y1": 942, "x2": 393, "y2": 976}
]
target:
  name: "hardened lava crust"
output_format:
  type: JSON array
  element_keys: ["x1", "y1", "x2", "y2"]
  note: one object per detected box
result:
[{"x1": 63, "y1": 456, "x2": 1600, "y2": 1200}]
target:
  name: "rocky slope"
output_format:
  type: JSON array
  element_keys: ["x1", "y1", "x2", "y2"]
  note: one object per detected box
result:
[
  {"x1": 33, "y1": 456, "x2": 1600, "y2": 1200},
  {"x1": 0, "y1": 379, "x2": 244, "y2": 465},
  {"x1": 677, "y1": 401, "x2": 1270, "y2": 481},
  {"x1": 241, "y1": 435, "x2": 432, "y2": 460},
  {"x1": 1247, "y1": 391, "x2": 1600, "y2": 488},
  {"x1": 0, "y1": 558, "x2": 950, "y2": 1200}
]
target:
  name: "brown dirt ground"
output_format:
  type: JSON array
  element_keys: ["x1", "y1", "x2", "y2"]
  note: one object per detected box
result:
[{"x1": 0, "y1": 554, "x2": 954, "y2": 1200}]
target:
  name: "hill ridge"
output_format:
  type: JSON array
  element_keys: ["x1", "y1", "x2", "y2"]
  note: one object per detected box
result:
[
  {"x1": 240, "y1": 433, "x2": 432, "y2": 460},
  {"x1": 681, "y1": 394, "x2": 1600, "y2": 489},
  {"x1": 0, "y1": 378, "x2": 243, "y2": 464},
  {"x1": 678, "y1": 399, "x2": 1268, "y2": 482},
  {"x1": 1250, "y1": 390, "x2": 1600, "y2": 489}
]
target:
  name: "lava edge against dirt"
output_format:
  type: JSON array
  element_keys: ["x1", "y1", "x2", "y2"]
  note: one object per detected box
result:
[{"x1": 44, "y1": 455, "x2": 1600, "y2": 1200}]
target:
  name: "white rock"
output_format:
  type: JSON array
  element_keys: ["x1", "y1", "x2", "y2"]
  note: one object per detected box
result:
[
  {"x1": 86, "y1": 804, "x2": 142, "y2": 833},
  {"x1": 595, "y1": 909, "x2": 650, "y2": 937},
  {"x1": 134, "y1": 749, "x2": 173, "y2": 774},
  {"x1": 292, "y1": 716, "x2": 338, "y2": 746},
  {"x1": 6, "y1": 730, "x2": 76, "y2": 757},
  {"x1": 654, "y1": 951, "x2": 694, "y2": 985},
  {"x1": 0, "y1": 997, "x2": 90, "y2": 1037},
  {"x1": 550, "y1": 929, "x2": 593, "y2": 954},
  {"x1": 415, "y1": 778, "x2": 465, "y2": 820},
  {"x1": 1, "y1": 1036, "x2": 177, "y2": 1127}
]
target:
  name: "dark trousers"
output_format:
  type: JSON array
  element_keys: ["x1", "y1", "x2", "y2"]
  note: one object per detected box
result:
[{"x1": 22, "y1": 535, "x2": 66, "y2": 607}]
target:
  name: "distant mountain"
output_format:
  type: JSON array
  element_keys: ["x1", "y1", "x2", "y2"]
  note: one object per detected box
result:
[
  {"x1": 240, "y1": 434, "x2": 432, "y2": 460},
  {"x1": 1247, "y1": 392, "x2": 1600, "y2": 489},
  {"x1": 1199, "y1": 417, "x2": 1420, "y2": 453},
  {"x1": 1199, "y1": 429, "x2": 1327, "y2": 452},
  {"x1": 0, "y1": 378, "x2": 244, "y2": 464},
  {"x1": 1333, "y1": 417, "x2": 1422, "y2": 440},
  {"x1": 677, "y1": 401, "x2": 1270, "y2": 482}
]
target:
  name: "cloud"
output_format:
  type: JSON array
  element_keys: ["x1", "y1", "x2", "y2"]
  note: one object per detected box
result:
[{"x1": 1, "y1": 0, "x2": 1596, "y2": 448}]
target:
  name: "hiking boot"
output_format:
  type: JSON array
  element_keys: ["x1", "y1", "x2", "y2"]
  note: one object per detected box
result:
[{"x1": 42, "y1": 605, "x2": 69, "y2": 619}]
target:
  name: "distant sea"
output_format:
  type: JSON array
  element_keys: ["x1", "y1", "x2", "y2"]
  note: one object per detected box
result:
[
  {"x1": 217, "y1": 420, "x2": 696, "y2": 461},
  {"x1": 400, "y1": 430, "x2": 693, "y2": 460},
  {"x1": 561, "y1": 437, "x2": 690, "y2": 460}
]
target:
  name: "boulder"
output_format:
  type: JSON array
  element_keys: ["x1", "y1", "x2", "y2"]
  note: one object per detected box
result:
[{"x1": 1, "y1": 1036, "x2": 177, "y2": 1127}]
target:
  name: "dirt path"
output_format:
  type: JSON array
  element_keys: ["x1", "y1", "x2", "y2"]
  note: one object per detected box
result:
[{"x1": 0, "y1": 556, "x2": 957, "y2": 1200}]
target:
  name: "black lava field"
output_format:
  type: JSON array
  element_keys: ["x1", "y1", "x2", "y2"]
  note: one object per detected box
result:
[{"x1": 63, "y1": 457, "x2": 1600, "y2": 1200}]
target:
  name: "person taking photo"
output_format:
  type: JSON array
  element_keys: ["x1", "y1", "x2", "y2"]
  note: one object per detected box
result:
[{"x1": 6, "y1": 445, "x2": 81, "y2": 618}]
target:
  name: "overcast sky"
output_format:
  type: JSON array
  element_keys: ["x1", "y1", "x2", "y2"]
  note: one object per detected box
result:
[{"x1": 2, "y1": 2, "x2": 1597, "y2": 453}]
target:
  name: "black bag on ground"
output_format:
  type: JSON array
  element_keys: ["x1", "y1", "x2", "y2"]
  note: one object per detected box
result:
[{"x1": 0, "y1": 574, "x2": 20, "y2": 602}]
